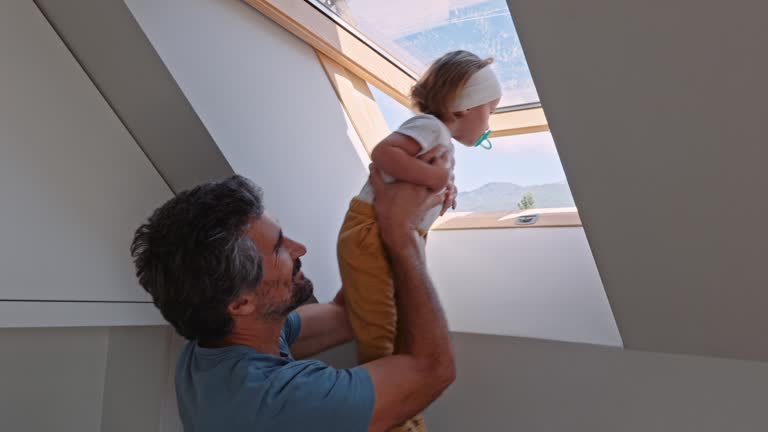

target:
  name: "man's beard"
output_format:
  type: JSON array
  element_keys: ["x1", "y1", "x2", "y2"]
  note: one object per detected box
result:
[
  {"x1": 288, "y1": 258, "x2": 314, "y2": 310},
  {"x1": 262, "y1": 258, "x2": 314, "y2": 319}
]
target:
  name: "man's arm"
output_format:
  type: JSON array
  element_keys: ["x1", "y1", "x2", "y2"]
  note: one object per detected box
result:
[
  {"x1": 291, "y1": 290, "x2": 354, "y2": 359},
  {"x1": 361, "y1": 156, "x2": 457, "y2": 432}
]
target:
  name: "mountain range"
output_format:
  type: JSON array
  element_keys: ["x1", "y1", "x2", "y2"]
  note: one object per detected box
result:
[{"x1": 454, "y1": 181, "x2": 576, "y2": 212}]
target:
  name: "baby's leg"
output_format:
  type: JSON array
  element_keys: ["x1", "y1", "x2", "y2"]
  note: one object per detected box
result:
[
  {"x1": 338, "y1": 200, "x2": 397, "y2": 364},
  {"x1": 338, "y1": 200, "x2": 428, "y2": 432}
]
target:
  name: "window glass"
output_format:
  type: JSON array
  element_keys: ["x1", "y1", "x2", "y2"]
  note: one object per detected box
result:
[{"x1": 316, "y1": 0, "x2": 539, "y2": 107}]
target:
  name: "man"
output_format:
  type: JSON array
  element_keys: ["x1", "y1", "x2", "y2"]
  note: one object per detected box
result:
[{"x1": 130, "y1": 157, "x2": 455, "y2": 431}]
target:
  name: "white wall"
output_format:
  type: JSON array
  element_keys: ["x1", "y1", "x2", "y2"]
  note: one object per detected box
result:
[
  {"x1": 428, "y1": 228, "x2": 621, "y2": 346},
  {"x1": 0, "y1": 0, "x2": 172, "y2": 304},
  {"x1": 0, "y1": 327, "x2": 109, "y2": 432},
  {"x1": 506, "y1": 0, "x2": 768, "y2": 361},
  {"x1": 425, "y1": 333, "x2": 768, "y2": 432},
  {"x1": 100, "y1": 326, "x2": 173, "y2": 432},
  {"x1": 123, "y1": 0, "x2": 369, "y2": 302},
  {"x1": 0, "y1": 326, "x2": 175, "y2": 432}
]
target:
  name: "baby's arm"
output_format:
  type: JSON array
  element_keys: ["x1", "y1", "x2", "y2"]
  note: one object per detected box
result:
[{"x1": 370, "y1": 132, "x2": 451, "y2": 191}]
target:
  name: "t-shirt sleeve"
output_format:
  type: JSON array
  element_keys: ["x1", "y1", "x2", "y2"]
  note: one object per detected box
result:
[
  {"x1": 395, "y1": 115, "x2": 449, "y2": 153},
  {"x1": 267, "y1": 361, "x2": 375, "y2": 431},
  {"x1": 282, "y1": 311, "x2": 302, "y2": 346}
]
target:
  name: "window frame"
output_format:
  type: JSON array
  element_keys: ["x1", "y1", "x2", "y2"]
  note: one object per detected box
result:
[
  {"x1": 432, "y1": 208, "x2": 581, "y2": 230},
  {"x1": 317, "y1": 52, "x2": 578, "y2": 230}
]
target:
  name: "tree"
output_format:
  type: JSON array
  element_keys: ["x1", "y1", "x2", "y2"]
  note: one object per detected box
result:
[{"x1": 517, "y1": 192, "x2": 536, "y2": 210}]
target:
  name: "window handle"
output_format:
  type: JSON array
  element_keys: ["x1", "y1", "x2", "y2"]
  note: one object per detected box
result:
[{"x1": 516, "y1": 214, "x2": 539, "y2": 225}]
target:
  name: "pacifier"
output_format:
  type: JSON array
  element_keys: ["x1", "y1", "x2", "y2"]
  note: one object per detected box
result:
[{"x1": 474, "y1": 130, "x2": 493, "y2": 150}]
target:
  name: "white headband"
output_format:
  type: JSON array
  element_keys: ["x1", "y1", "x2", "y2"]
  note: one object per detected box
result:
[{"x1": 450, "y1": 65, "x2": 502, "y2": 112}]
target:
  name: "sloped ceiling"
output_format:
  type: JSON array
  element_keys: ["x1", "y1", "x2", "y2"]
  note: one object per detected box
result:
[
  {"x1": 35, "y1": 0, "x2": 233, "y2": 193},
  {"x1": 507, "y1": 0, "x2": 768, "y2": 361}
]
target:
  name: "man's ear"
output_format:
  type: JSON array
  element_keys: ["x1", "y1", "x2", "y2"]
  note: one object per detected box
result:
[{"x1": 228, "y1": 290, "x2": 258, "y2": 316}]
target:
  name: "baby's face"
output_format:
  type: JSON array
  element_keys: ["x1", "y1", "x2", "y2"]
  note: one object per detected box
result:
[{"x1": 454, "y1": 98, "x2": 501, "y2": 146}]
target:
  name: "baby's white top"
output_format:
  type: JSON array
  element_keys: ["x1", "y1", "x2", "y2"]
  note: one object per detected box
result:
[{"x1": 357, "y1": 114, "x2": 454, "y2": 232}]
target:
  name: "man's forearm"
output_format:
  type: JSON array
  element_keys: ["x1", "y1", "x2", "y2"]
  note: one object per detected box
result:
[
  {"x1": 292, "y1": 300, "x2": 353, "y2": 359},
  {"x1": 362, "y1": 171, "x2": 456, "y2": 431},
  {"x1": 385, "y1": 231, "x2": 453, "y2": 371}
]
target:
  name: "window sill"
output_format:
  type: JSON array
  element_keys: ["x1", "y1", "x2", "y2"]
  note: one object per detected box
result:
[{"x1": 431, "y1": 207, "x2": 581, "y2": 231}]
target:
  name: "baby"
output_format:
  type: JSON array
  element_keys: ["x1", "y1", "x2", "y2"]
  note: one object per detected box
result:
[{"x1": 337, "y1": 50, "x2": 502, "y2": 432}]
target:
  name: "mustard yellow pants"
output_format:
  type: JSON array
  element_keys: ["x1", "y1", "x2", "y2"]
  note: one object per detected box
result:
[{"x1": 337, "y1": 199, "x2": 427, "y2": 432}]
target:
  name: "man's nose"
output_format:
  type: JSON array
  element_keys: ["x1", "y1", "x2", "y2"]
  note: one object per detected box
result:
[{"x1": 286, "y1": 237, "x2": 307, "y2": 258}]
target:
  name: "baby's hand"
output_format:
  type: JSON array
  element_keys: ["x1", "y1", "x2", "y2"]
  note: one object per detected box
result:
[
  {"x1": 419, "y1": 144, "x2": 454, "y2": 192},
  {"x1": 440, "y1": 174, "x2": 458, "y2": 216},
  {"x1": 419, "y1": 144, "x2": 453, "y2": 169}
]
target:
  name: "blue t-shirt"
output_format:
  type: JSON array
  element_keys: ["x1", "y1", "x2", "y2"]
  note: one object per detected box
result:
[{"x1": 176, "y1": 312, "x2": 375, "y2": 431}]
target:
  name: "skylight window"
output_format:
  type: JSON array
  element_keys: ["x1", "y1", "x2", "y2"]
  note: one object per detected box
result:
[
  {"x1": 368, "y1": 84, "x2": 575, "y2": 213},
  {"x1": 314, "y1": 0, "x2": 539, "y2": 108}
]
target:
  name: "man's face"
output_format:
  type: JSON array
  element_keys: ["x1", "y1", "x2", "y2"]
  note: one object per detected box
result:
[{"x1": 245, "y1": 212, "x2": 313, "y2": 317}]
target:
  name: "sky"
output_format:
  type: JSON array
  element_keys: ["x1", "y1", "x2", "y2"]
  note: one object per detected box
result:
[{"x1": 327, "y1": 0, "x2": 572, "y2": 192}]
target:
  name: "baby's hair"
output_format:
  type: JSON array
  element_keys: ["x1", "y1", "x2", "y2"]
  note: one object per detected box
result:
[{"x1": 411, "y1": 50, "x2": 494, "y2": 120}]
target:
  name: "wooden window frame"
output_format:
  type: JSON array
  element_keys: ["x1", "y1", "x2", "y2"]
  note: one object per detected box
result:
[
  {"x1": 316, "y1": 52, "x2": 389, "y2": 155},
  {"x1": 242, "y1": 0, "x2": 549, "y2": 137},
  {"x1": 431, "y1": 208, "x2": 581, "y2": 231}
]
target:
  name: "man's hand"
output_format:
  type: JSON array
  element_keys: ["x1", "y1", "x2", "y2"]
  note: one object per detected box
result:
[
  {"x1": 418, "y1": 145, "x2": 454, "y2": 192},
  {"x1": 440, "y1": 174, "x2": 458, "y2": 216},
  {"x1": 417, "y1": 144, "x2": 456, "y2": 215},
  {"x1": 330, "y1": 287, "x2": 345, "y2": 307},
  {"x1": 369, "y1": 164, "x2": 445, "y2": 246}
]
